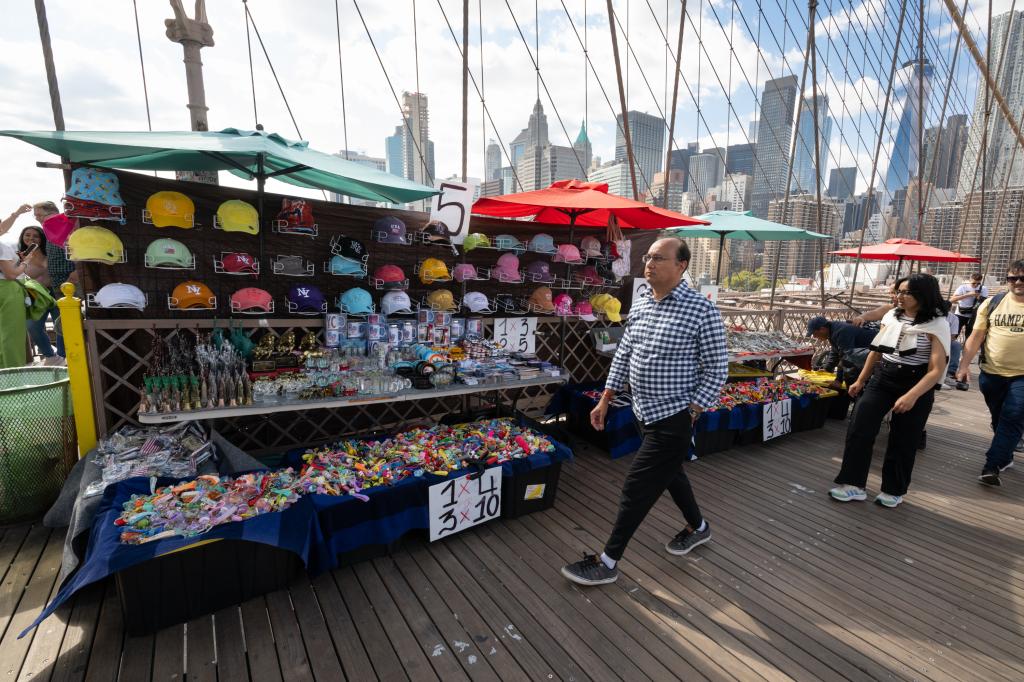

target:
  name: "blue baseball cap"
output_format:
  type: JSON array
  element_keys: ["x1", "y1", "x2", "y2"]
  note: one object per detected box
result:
[
  {"x1": 329, "y1": 254, "x2": 366, "y2": 277},
  {"x1": 529, "y1": 233, "x2": 557, "y2": 254},
  {"x1": 338, "y1": 287, "x2": 374, "y2": 315},
  {"x1": 287, "y1": 285, "x2": 326, "y2": 313}
]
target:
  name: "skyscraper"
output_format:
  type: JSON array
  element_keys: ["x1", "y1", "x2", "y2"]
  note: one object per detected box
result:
[
  {"x1": 792, "y1": 94, "x2": 833, "y2": 195},
  {"x1": 385, "y1": 92, "x2": 435, "y2": 185},
  {"x1": 725, "y1": 143, "x2": 756, "y2": 176},
  {"x1": 588, "y1": 160, "x2": 633, "y2": 198},
  {"x1": 385, "y1": 125, "x2": 404, "y2": 178},
  {"x1": 510, "y1": 100, "x2": 551, "y2": 191},
  {"x1": 669, "y1": 142, "x2": 700, "y2": 190},
  {"x1": 885, "y1": 59, "x2": 933, "y2": 197},
  {"x1": 573, "y1": 122, "x2": 593, "y2": 175},
  {"x1": 688, "y1": 153, "x2": 723, "y2": 198},
  {"x1": 751, "y1": 75, "x2": 799, "y2": 218},
  {"x1": 922, "y1": 114, "x2": 967, "y2": 189},
  {"x1": 766, "y1": 194, "x2": 842, "y2": 278},
  {"x1": 615, "y1": 110, "x2": 666, "y2": 197},
  {"x1": 828, "y1": 167, "x2": 857, "y2": 201},
  {"x1": 958, "y1": 10, "x2": 1024, "y2": 195},
  {"x1": 485, "y1": 139, "x2": 502, "y2": 181}
]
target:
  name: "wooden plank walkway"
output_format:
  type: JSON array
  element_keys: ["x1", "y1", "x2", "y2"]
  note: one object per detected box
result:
[{"x1": 1, "y1": 384, "x2": 1022, "y2": 681}]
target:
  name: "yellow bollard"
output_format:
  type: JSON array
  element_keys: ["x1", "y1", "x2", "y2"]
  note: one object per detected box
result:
[{"x1": 58, "y1": 282, "x2": 97, "y2": 457}]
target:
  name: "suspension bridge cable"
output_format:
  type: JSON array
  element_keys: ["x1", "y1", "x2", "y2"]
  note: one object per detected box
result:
[
  {"x1": 243, "y1": 1, "x2": 302, "y2": 139},
  {"x1": 243, "y1": 0, "x2": 258, "y2": 127},
  {"x1": 333, "y1": 0, "x2": 349, "y2": 159},
  {"x1": 131, "y1": 0, "x2": 152, "y2": 131}
]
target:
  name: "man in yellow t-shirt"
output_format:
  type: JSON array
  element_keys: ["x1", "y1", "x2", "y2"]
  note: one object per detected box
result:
[{"x1": 956, "y1": 259, "x2": 1024, "y2": 486}]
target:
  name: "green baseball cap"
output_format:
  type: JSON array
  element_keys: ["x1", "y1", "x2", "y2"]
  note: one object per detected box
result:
[
  {"x1": 463, "y1": 233, "x2": 491, "y2": 251},
  {"x1": 145, "y1": 238, "x2": 193, "y2": 268}
]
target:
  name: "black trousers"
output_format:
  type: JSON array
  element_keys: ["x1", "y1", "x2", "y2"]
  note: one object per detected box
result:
[
  {"x1": 834, "y1": 361, "x2": 936, "y2": 495},
  {"x1": 604, "y1": 409, "x2": 702, "y2": 560}
]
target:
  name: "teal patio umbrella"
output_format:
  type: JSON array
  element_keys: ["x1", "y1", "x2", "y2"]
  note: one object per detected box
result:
[
  {"x1": 666, "y1": 210, "x2": 831, "y2": 283},
  {"x1": 0, "y1": 128, "x2": 437, "y2": 204}
]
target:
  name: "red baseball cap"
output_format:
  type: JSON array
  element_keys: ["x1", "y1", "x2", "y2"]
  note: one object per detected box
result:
[
  {"x1": 231, "y1": 287, "x2": 274, "y2": 312},
  {"x1": 223, "y1": 252, "x2": 258, "y2": 274}
]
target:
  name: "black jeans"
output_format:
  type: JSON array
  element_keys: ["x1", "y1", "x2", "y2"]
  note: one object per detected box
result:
[
  {"x1": 835, "y1": 361, "x2": 936, "y2": 495},
  {"x1": 604, "y1": 409, "x2": 702, "y2": 560}
]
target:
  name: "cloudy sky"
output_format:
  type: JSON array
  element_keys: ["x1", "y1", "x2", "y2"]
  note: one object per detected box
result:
[{"x1": 0, "y1": 0, "x2": 1007, "y2": 245}]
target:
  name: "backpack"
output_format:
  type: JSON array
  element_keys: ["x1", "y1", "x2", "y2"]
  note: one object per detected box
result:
[
  {"x1": 19, "y1": 278, "x2": 57, "y2": 321},
  {"x1": 977, "y1": 292, "x2": 1008, "y2": 365}
]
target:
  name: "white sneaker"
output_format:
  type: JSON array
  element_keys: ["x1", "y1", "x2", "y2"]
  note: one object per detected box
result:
[
  {"x1": 875, "y1": 492, "x2": 903, "y2": 508},
  {"x1": 999, "y1": 460, "x2": 1014, "y2": 473},
  {"x1": 829, "y1": 484, "x2": 867, "y2": 502}
]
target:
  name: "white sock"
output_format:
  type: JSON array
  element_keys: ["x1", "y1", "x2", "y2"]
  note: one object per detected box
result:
[
  {"x1": 696, "y1": 520, "x2": 707, "y2": 532},
  {"x1": 600, "y1": 552, "x2": 617, "y2": 569}
]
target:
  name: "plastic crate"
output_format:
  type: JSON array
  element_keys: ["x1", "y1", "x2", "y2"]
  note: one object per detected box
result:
[
  {"x1": 792, "y1": 395, "x2": 833, "y2": 432},
  {"x1": 115, "y1": 539, "x2": 303, "y2": 635}
]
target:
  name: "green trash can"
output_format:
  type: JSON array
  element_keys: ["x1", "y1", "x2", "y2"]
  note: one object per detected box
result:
[{"x1": 0, "y1": 367, "x2": 77, "y2": 525}]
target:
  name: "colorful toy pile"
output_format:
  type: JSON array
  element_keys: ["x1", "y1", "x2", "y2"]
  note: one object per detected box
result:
[
  {"x1": 86, "y1": 422, "x2": 214, "y2": 497},
  {"x1": 116, "y1": 418, "x2": 555, "y2": 544},
  {"x1": 710, "y1": 378, "x2": 831, "y2": 412}
]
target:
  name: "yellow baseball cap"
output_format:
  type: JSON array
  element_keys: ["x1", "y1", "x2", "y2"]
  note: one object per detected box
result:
[
  {"x1": 419, "y1": 258, "x2": 452, "y2": 283},
  {"x1": 590, "y1": 293, "x2": 622, "y2": 322},
  {"x1": 145, "y1": 191, "x2": 195, "y2": 228},
  {"x1": 426, "y1": 289, "x2": 457, "y2": 311},
  {"x1": 66, "y1": 225, "x2": 124, "y2": 264},
  {"x1": 216, "y1": 199, "x2": 260, "y2": 234}
]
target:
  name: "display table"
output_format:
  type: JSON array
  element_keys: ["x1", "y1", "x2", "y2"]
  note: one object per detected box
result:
[{"x1": 137, "y1": 374, "x2": 568, "y2": 424}]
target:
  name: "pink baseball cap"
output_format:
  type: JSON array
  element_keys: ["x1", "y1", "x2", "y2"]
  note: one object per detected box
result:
[
  {"x1": 553, "y1": 243, "x2": 584, "y2": 263},
  {"x1": 231, "y1": 287, "x2": 273, "y2": 312},
  {"x1": 579, "y1": 236, "x2": 602, "y2": 258},
  {"x1": 453, "y1": 263, "x2": 478, "y2": 282},
  {"x1": 495, "y1": 253, "x2": 521, "y2": 281},
  {"x1": 575, "y1": 265, "x2": 603, "y2": 285},
  {"x1": 574, "y1": 300, "x2": 597, "y2": 321},
  {"x1": 553, "y1": 293, "x2": 573, "y2": 316}
]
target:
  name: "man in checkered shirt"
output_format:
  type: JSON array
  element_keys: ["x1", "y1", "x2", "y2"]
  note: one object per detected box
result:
[{"x1": 562, "y1": 237, "x2": 728, "y2": 586}]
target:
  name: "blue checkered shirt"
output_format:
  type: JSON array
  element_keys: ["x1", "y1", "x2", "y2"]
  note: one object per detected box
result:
[{"x1": 605, "y1": 280, "x2": 728, "y2": 424}]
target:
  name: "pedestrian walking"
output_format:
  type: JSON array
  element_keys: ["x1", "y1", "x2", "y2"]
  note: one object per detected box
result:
[
  {"x1": 0, "y1": 238, "x2": 30, "y2": 368},
  {"x1": 561, "y1": 237, "x2": 728, "y2": 586},
  {"x1": 829, "y1": 274, "x2": 951, "y2": 508},
  {"x1": 951, "y1": 272, "x2": 988, "y2": 341},
  {"x1": 34, "y1": 201, "x2": 75, "y2": 357},
  {"x1": 17, "y1": 226, "x2": 61, "y2": 364},
  {"x1": 956, "y1": 259, "x2": 1024, "y2": 486}
]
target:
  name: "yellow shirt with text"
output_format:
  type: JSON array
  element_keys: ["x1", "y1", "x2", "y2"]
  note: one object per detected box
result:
[{"x1": 975, "y1": 294, "x2": 1024, "y2": 377}]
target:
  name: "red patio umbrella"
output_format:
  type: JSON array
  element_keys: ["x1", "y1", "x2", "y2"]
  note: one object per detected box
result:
[
  {"x1": 471, "y1": 179, "x2": 710, "y2": 229},
  {"x1": 831, "y1": 238, "x2": 979, "y2": 263}
]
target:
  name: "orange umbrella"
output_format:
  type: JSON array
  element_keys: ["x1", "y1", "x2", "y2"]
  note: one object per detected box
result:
[{"x1": 832, "y1": 238, "x2": 978, "y2": 263}]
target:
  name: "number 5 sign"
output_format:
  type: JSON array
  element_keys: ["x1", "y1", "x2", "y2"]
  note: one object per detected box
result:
[
  {"x1": 491, "y1": 317, "x2": 537, "y2": 354},
  {"x1": 430, "y1": 180, "x2": 478, "y2": 245},
  {"x1": 429, "y1": 468, "x2": 502, "y2": 541}
]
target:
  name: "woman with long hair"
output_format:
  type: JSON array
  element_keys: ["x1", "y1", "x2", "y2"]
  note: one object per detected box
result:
[
  {"x1": 829, "y1": 273, "x2": 951, "y2": 507},
  {"x1": 18, "y1": 225, "x2": 59, "y2": 362}
]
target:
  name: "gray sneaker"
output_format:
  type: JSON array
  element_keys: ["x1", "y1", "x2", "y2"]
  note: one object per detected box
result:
[
  {"x1": 561, "y1": 554, "x2": 618, "y2": 586},
  {"x1": 666, "y1": 522, "x2": 711, "y2": 556}
]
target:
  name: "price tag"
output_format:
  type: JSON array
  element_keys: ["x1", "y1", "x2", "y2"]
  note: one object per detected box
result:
[
  {"x1": 491, "y1": 317, "x2": 537, "y2": 354},
  {"x1": 762, "y1": 398, "x2": 792, "y2": 441},
  {"x1": 429, "y1": 467, "x2": 502, "y2": 541},
  {"x1": 430, "y1": 180, "x2": 478, "y2": 245},
  {"x1": 631, "y1": 277, "x2": 650, "y2": 306}
]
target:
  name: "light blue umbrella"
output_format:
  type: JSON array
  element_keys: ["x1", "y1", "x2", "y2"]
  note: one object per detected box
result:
[{"x1": 666, "y1": 210, "x2": 831, "y2": 282}]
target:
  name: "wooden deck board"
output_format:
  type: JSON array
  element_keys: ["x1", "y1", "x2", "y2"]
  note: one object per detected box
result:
[{"x1": 4, "y1": 382, "x2": 1022, "y2": 680}]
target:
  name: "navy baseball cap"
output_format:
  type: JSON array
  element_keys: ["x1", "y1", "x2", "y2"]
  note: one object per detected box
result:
[
  {"x1": 287, "y1": 284, "x2": 326, "y2": 313},
  {"x1": 806, "y1": 316, "x2": 829, "y2": 336}
]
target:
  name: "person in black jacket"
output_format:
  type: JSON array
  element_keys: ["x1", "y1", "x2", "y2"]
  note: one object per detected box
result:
[{"x1": 807, "y1": 316, "x2": 878, "y2": 388}]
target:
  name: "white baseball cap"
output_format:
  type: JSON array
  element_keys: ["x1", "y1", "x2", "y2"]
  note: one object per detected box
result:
[
  {"x1": 94, "y1": 283, "x2": 147, "y2": 310},
  {"x1": 463, "y1": 291, "x2": 494, "y2": 313},
  {"x1": 381, "y1": 290, "x2": 413, "y2": 315}
]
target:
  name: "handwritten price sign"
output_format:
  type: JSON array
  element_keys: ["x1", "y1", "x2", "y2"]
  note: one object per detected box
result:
[
  {"x1": 491, "y1": 317, "x2": 537, "y2": 354},
  {"x1": 762, "y1": 398, "x2": 793, "y2": 441},
  {"x1": 429, "y1": 467, "x2": 502, "y2": 541}
]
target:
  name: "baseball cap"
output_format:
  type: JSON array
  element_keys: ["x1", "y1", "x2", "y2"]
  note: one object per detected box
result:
[
  {"x1": 329, "y1": 254, "x2": 367, "y2": 277},
  {"x1": 463, "y1": 233, "x2": 491, "y2": 251},
  {"x1": 219, "y1": 252, "x2": 259, "y2": 275},
  {"x1": 494, "y1": 253, "x2": 522, "y2": 282},
  {"x1": 231, "y1": 287, "x2": 274, "y2": 313},
  {"x1": 463, "y1": 291, "x2": 494, "y2": 314},
  {"x1": 529, "y1": 233, "x2": 557, "y2": 254},
  {"x1": 574, "y1": 300, "x2": 597, "y2": 321},
  {"x1": 94, "y1": 283, "x2": 146, "y2": 310},
  {"x1": 528, "y1": 287, "x2": 555, "y2": 313},
  {"x1": 806, "y1": 316, "x2": 829, "y2": 337},
  {"x1": 575, "y1": 265, "x2": 603, "y2": 285},
  {"x1": 494, "y1": 293, "x2": 524, "y2": 313},
  {"x1": 286, "y1": 285, "x2": 327, "y2": 314},
  {"x1": 381, "y1": 290, "x2": 414, "y2": 315},
  {"x1": 590, "y1": 293, "x2": 622, "y2": 322},
  {"x1": 494, "y1": 234, "x2": 525, "y2": 252},
  {"x1": 329, "y1": 235, "x2": 367, "y2": 262},
  {"x1": 373, "y1": 216, "x2": 408, "y2": 244},
  {"x1": 580, "y1": 235, "x2": 602, "y2": 258},
  {"x1": 419, "y1": 258, "x2": 452, "y2": 283},
  {"x1": 339, "y1": 287, "x2": 374, "y2": 315},
  {"x1": 453, "y1": 263, "x2": 480, "y2": 282},
  {"x1": 373, "y1": 264, "x2": 408, "y2": 290},
  {"x1": 426, "y1": 289, "x2": 457, "y2": 312},
  {"x1": 553, "y1": 293, "x2": 573, "y2": 316},
  {"x1": 553, "y1": 243, "x2": 584, "y2": 264},
  {"x1": 170, "y1": 281, "x2": 216, "y2": 310},
  {"x1": 145, "y1": 191, "x2": 195, "y2": 228},
  {"x1": 526, "y1": 260, "x2": 555, "y2": 284},
  {"x1": 66, "y1": 225, "x2": 124, "y2": 264},
  {"x1": 216, "y1": 199, "x2": 260, "y2": 234},
  {"x1": 419, "y1": 219, "x2": 452, "y2": 244},
  {"x1": 145, "y1": 238, "x2": 193, "y2": 269},
  {"x1": 277, "y1": 198, "x2": 316, "y2": 229},
  {"x1": 274, "y1": 254, "x2": 312, "y2": 276}
]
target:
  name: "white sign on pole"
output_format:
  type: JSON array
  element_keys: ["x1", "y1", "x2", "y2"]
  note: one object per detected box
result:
[
  {"x1": 631, "y1": 277, "x2": 651, "y2": 307},
  {"x1": 700, "y1": 284, "x2": 720, "y2": 304},
  {"x1": 762, "y1": 399, "x2": 793, "y2": 441},
  {"x1": 429, "y1": 467, "x2": 502, "y2": 541},
  {"x1": 491, "y1": 317, "x2": 537, "y2": 354},
  {"x1": 430, "y1": 180, "x2": 477, "y2": 245}
]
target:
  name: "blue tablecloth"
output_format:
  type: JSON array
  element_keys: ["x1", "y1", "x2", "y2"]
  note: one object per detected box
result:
[
  {"x1": 547, "y1": 382, "x2": 641, "y2": 459},
  {"x1": 23, "y1": 434, "x2": 572, "y2": 637}
]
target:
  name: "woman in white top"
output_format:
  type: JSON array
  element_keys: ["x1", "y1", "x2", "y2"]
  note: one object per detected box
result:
[
  {"x1": 0, "y1": 239, "x2": 29, "y2": 368},
  {"x1": 829, "y1": 274, "x2": 951, "y2": 507},
  {"x1": 17, "y1": 226, "x2": 58, "y2": 361}
]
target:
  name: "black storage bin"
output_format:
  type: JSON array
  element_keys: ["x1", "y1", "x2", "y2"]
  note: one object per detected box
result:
[
  {"x1": 116, "y1": 539, "x2": 303, "y2": 635},
  {"x1": 501, "y1": 460, "x2": 563, "y2": 519},
  {"x1": 693, "y1": 428, "x2": 736, "y2": 456},
  {"x1": 827, "y1": 391, "x2": 852, "y2": 419},
  {"x1": 791, "y1": 396, "x2": 833, "y2": 432},
  {"x1": 735, "y1": 426, "x2": 764, "y2": 445}
]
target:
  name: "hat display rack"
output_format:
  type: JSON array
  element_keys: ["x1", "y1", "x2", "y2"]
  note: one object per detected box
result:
[{"x1": 213, "y1": 252, "x2": 261, "y2": 275}]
